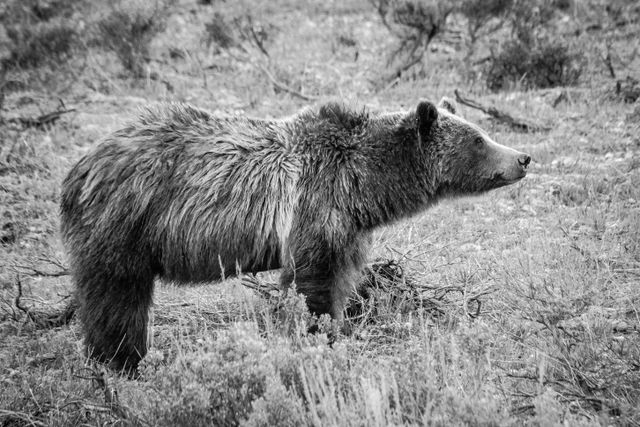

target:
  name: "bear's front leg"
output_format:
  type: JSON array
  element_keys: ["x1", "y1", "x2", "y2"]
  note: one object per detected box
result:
[{"x1": 280, "y1": 230, "x2": 370, "y2": 329}]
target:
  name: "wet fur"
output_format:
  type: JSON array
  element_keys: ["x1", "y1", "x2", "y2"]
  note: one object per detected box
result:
[{"x1": 61, "y1": 100, "x2": 526, "y2": 370}]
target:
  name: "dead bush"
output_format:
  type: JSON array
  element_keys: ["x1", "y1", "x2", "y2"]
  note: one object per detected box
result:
[
  {"x1": 204, "y1": 8, "x2": 275, "y2": 58},
  {"x1": 371, "y1": 0, "x2": 454, "y2": 82},
  {"x1": 455, "y1": 0, "x2": 513, "y2": 42},
  {"x1": 201, "y1": 4, "x2": 312, "y2": 100},
  {"x1": 346, "y1": 259, "x2": 488, "y2": 327},
  {"x1": 94, "y1": 1, "x2": 173, "y2": 77},
  {"x1": 453, "y1": 0, "x2": 513, "y2": 70}
]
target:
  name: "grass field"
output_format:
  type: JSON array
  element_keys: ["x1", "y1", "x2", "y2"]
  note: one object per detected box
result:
[{"x1": 1, "y1": 0, "x2": 639, "y2": 425}]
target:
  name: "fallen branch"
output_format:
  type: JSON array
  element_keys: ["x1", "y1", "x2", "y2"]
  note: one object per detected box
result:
[
  {"x1": 4, "y1": 107, "x2": 76, "y2": 129},
  {"x1": 454, "y1": 89, "x2": 551, "y2": 132}
]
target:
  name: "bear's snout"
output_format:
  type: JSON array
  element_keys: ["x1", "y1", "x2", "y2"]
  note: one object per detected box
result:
[
  {"x1": 518, "y1": 154, "x2": 531, "y2": 168},
  {"x1": 484, "y1": 142, "x2": 531, "y2": 188}
]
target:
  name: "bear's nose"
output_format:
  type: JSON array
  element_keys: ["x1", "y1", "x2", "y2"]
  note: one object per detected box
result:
[{"x1": 518, "y1": 154, "x2": 531, "y2": 168}]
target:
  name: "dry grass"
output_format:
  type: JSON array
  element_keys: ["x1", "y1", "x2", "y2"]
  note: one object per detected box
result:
[{"x1": 1, "y1": 0, "x2": 639, "y2": 425}]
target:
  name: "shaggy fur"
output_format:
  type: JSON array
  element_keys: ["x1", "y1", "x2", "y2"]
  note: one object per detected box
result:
[{"x1": 60, "y1": 99, "x2": 530, "y2": 371}]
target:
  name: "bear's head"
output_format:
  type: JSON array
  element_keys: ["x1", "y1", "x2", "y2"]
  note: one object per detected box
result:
[{"x1": 415, "y1": 97, "x2": 531, "y2": 196}]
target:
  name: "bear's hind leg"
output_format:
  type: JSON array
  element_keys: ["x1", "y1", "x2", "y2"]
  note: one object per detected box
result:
[{"x1": 76, "y1": 268, "x2": 154, "y2": 373}]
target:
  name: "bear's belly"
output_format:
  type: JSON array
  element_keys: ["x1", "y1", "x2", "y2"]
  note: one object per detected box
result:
[{"x1": 158, "y1": 238, "x2": 282, "y2": 284}]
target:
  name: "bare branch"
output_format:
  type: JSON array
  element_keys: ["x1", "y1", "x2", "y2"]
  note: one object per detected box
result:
[
  {"x1": 256, "y1": 64, "x2": 317, "y2": 101},
  {"x1": 244, "y1": 15, "x2": 270, "y2": 58},
  {"x1": 602, "y1": 43, "x2": 616, "y2": 79},
  {"x1": 14, "y1": 277, "x2": 34, "y2": 321}
]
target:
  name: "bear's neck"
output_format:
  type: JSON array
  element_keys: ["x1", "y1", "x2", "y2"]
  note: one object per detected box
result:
[{"x1": 345, "y1": 117, "x2": 441, "y2": 230}]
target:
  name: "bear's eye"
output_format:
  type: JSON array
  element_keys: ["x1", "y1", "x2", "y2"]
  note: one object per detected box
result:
[{"x1": 474, "y1": 137, "x2": 485, "y2": 147}]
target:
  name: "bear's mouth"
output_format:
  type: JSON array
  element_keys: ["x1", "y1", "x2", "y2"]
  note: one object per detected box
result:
[
  {"x1": 499, "y1": 175, "x2": 525, "y2": 184},
  {"x1": 491, "y1": 171, "x2": 526, "y2": 187}
]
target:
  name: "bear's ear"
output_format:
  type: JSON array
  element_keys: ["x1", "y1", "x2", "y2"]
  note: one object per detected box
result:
[
  {"x1": 416, "y1": 101, "x2": 438, "y2": 141},
  {"x1": 437, "y1": 97, "x2": 457, "y2": 114}
]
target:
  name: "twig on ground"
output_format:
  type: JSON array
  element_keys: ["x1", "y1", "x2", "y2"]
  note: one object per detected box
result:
[
  {"x1": 552, "y1": 90, "x2": 568, "y2": 108},
  {"x1": 454, "y1": 89, "x2": 551, "y2": 132},
  {"x1": 240, "y1": 274, "x2": 280, "y2": 298},
  {"x1": 13, "y1": 264, "x2": 70, "y2": 277},
  {"x1": 38, "y1": 255, "x2": 68, "y2": 270}
]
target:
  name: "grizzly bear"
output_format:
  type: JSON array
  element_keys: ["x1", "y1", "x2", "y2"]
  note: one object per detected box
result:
[{"x1": 60, "y1": 98, "x2": 530, "y2": 371}]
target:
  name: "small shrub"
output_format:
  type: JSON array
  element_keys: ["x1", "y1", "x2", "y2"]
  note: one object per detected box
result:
[
  {"x1": 485, "y1": 37, "x2": 582, "y2": 91},
  {"x1": 615, "y1": 76, "x2": 640, "y2": 103},
  {"x1": 242, "y1": 376, "x2": 307, "y2": 427},
  {"x1": 0, "y1": 0, "x2": 84, "y2": 71},
  {"x1": 0, "y1": 0, "x2": 83, "y2": 24},
  {"x1": 27, "y1": 0, "x2": 83, "y2": 21},
  {"x1": 3, "y1": 24, "x2": 76, "y2": 70},
  {"x1": 138, "y1": 323, "x2": 335, "y2": 426},
  {"x1": 205, "y1": 12, "x2": 236, "y2": 50},
  {"x1": 0, "y1": 0, "x2": 91, "y2": 92},
  {"x1": 455, "y1": 0, "x2": 584, "y2": 90},
  {"x1": 152, "y1": 324, "x2": 271, "y2": 426},
  {"x1": 274, "y1": 285, "x2": 312, "y2": 339},
  {"x1": 94, "y1": 1, "x2": 172, "y2": 77}
]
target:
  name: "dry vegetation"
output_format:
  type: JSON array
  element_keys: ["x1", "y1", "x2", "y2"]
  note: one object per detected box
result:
[{"x1": 1, "y1": 0, "x2": 639, "y2": 425}]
